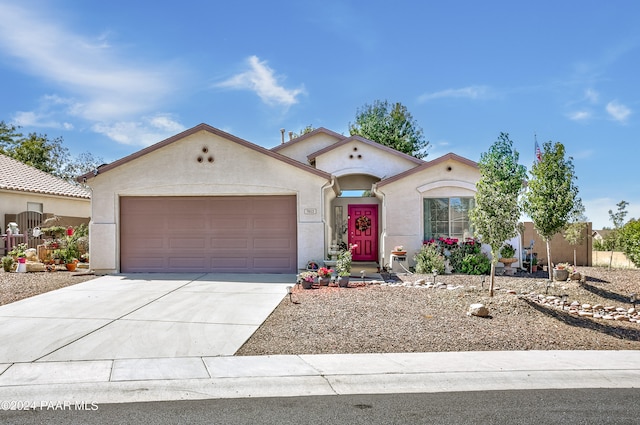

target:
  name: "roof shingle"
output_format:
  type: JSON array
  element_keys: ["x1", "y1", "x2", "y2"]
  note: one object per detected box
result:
[{"x1": 0, "y1": 154, "x2": 90, "y2": 199}]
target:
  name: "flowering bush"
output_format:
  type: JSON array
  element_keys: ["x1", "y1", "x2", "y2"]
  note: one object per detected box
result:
[{"x1": 317, "y1": 267, "x2": 333, "y2": 277}]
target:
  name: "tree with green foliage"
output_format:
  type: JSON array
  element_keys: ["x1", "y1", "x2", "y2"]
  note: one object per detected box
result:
[
  {"x1": 522, "y1": 141, "x2": 583, "y2": 280},
  {"x1": 564, "y1": 220, "x2": 587, "y2": 266},
  {"x1": 469, "y1": 133, "x2": 527, "y2": 296},
  {"x1": 0, "y1": 120, "x2": 103, "y2": 185},
  {"x1": 291, "y1": 125, "x2": 315, "y2": 139},
  {"x1": 606, "y1": 200, "x2": 629, "y2": 269},
  {"x1": 619, "y1": 218, "x2": 640, "y2": 268},
  {"x1": 349, "y1": 100, "x2": 429, "y2": 159}
]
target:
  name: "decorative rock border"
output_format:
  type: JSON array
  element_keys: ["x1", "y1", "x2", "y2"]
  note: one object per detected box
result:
[{"x1": 523, "y1": 293, "x2": 639, "y2": 323}]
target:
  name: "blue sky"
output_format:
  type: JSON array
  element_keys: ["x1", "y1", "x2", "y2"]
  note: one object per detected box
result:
[{"x1": 1, "y1": 0, "x2": 639, "y2": 228}]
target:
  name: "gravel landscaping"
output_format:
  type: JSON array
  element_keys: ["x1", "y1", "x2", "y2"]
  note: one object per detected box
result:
[
  {"x1": 236, "y1": 267, "x2": 640, "y2": 355},
  {"x1": 2, "y1": 267, "x2": 639, "y2": 355}
]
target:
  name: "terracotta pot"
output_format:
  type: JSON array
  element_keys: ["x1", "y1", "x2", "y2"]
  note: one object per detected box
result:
[{"x1": 66, "y1": 262, "x2": 77, "y2": 272}]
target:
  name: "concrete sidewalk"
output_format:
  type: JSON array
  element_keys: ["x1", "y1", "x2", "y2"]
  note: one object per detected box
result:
[{"x1": 0, "y1": 351, "x2": 638, "y2": 405}]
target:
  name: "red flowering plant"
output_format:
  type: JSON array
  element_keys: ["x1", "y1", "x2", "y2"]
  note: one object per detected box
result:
[{"x1": 317, "y1": 266, "x2": 333, "y2": 277}]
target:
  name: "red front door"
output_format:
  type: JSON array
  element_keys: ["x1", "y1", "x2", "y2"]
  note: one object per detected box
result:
[{"x1": 348, "y1": 204, "x2": 378, "y2": 262}]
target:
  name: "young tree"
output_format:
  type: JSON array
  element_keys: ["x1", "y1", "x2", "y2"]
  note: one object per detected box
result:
[
  {"x1": 607, "y1": 200, "x2": 629, "y2": 269},
  {"x1": 349, "y1": 100, "x2": 429, "y2": 158},
  {"x1": 619, "y1": 218, "x2": 640, "y2": 268},
  {"x1": 563, "y1": 220, "x2": 587, "y2": 266},
  {"x1": 469, "y1": 133, "x2": 527, "y2": 296},
  {"x1": 523, "y1": 141, "x2": 583, "y2": 280}
]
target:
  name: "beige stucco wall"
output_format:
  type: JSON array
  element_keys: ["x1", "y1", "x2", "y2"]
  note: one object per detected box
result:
[
  {"x1": 592, "y1": 251, "x2": 637, "y2": 269},
  {"x1": 87, "y1": 130, "x2": 331, "y2": 273},
  {"x1": 273, "y1": 133, "x2": 342, "y2": 164},
  {"x1": 1, "y1": 190, "x2": 90, "y2": 230},
  {"x1": 375, "y1": 157, "x2": 480, "y2": 268},
  {"x1": 315, "y1": 140, "x2": 420, "y2": 180}
]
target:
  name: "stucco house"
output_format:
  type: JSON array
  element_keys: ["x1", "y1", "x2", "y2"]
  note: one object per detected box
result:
[
  {"x1": 1, "y1": 153, "x2": 91, "y2": 253},
  {"x1": 81, "y1": 123, "x2": 482, "y2": 275}
]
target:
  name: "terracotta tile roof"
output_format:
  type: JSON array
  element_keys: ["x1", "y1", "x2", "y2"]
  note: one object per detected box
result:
[{"x1": 0, "y1": 153, "x2": 90, "y2": 199}]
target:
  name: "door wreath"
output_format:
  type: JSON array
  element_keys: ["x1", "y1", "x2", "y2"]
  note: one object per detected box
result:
[{"x1": 355, "y1": 215, "x2": 371, "y2": 231}]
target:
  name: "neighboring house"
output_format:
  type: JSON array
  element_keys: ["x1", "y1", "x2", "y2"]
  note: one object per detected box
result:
[
  {"x1": 0, "y1": 153, "x2": 91, "y2": 252},
  {"x1": 80, "y1": 123, "x2": 481, "y2": 274},
  {"x1": 592, "y1": 229, "x2": 613, "y2": 242}
]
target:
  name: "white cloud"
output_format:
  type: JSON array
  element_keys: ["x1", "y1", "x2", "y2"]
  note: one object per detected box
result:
[
  {"x1": 0, "y1": 2, "x2": 184, "y2": 144},
  {"x1": 568, "y1": 110, "x2": 592, "y2": 121},
  {"x1": 606, "y1": 101, "x2": 631, "y2": 122},
  {"x1": 92, "y1": 115, "x2": 186, "y2": 146},
  {"x1": 216, "y1": 56, "x2": 305, "y2": 107},
  {"x1": 418, "y1": 86, "x2": 490, "y2": 102},
  {"x1": 584, "y1": 88, "x2": 599, "y2": 103}
]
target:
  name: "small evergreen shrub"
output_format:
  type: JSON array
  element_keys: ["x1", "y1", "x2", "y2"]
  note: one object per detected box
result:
[
  {"x1": 414, "y1": 243, "x2": 445, "y2": 274},
  {"x1": 459, "y1": 253, "x2": 491, "y2": 275}
]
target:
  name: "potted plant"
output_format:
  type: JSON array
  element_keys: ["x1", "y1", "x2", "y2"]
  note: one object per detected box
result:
[
  {"x1": 391, "y1": 245, "x2": 407, "y2": 255},
  {"x1": 298, "y1": 271, "x2": 317, "y2": 289},
  {"x1": 499, "y1": 243, "x2": 517, "y2": 275},
  {"x1": 317, "y1": 267, "x2": 333, "y2": 286},
  {"x1": 336, "y1": 244, "x2": 356, "y2": 287},
  {"x1": 531, "y1": 256, "x2": 538, "y2": 273},
  {"x1": 55, "y1": 235, "x2": 80, "y2": 271},
  {"x1": 553, "y1": 262, "x2": 570, "y2": 281}
]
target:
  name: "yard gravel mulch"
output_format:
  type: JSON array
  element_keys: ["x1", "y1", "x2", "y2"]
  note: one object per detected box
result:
[
  {"x1": 2, "y1": 267, "x2": 639, "y2": 356},
  {"x1": 236, "y1": 267, "x2": 640, "y2": 356}
]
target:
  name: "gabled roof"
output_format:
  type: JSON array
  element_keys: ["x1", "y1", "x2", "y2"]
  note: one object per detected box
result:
[
  {"x1": 0, "y1": 153, "x2": 90, "y2": 199},
  {"x1": 270, "y1": 127, "x2": 346, "y2": 152},
  {"x1": 376, "y1": 152, "x2": 478, "y2": 188},
  {"x1": 78, "y1": 123, "x2": 332, "y2": 182},
  {"x1": 307, "y1": 135, "x2": 425, "y2": 165}
]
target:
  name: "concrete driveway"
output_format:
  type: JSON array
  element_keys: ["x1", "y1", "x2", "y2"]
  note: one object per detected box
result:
[{"x1": 0, "y1": 273, "x2": 293, "y2": 363}]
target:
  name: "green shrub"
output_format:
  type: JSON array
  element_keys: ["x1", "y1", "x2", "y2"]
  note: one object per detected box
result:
[
  {"x1": 620, "y1": 219, "x2": 640, "y2": 267},
  {"x1": 414, "y1": 243, "x2": 445, "y2": 274},
  {"x1": 459, "y1": 253, "x2": 491, "y2": 275},
  {"x1": 448, "y1": 239, "x2": 481, "y2": 272}
]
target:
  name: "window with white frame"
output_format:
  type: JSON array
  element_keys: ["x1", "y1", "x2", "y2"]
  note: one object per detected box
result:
[{"x1": 423, "y1": 197, "x2": 475, "y2": 241}]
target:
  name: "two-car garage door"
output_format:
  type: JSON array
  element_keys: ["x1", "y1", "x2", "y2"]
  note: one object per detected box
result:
[{"x1": 120, "y1": 196, "x2": 297, "y2": 273}]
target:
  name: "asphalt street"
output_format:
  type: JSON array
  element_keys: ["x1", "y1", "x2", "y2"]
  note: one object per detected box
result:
[{"x1": 2, "y1": 388, "x2": 639, "y2": 425}]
